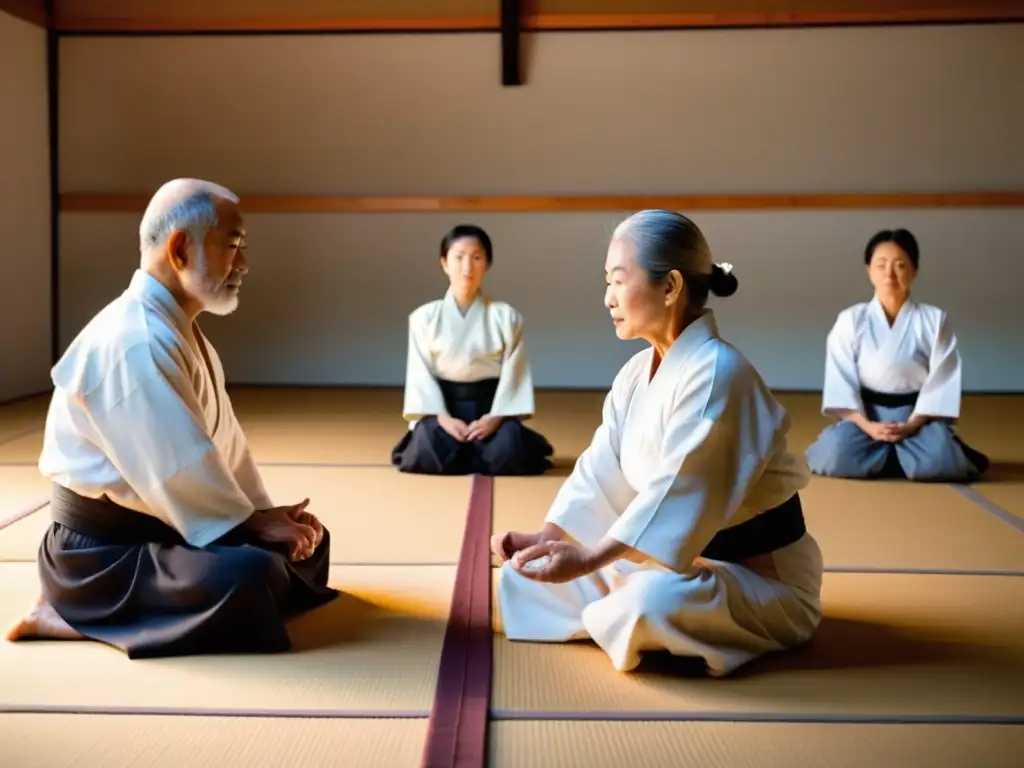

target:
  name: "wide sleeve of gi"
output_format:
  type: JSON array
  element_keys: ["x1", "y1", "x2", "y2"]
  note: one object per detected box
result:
[
  {"x1": 488, "y1": 306, "x2": 536, "y2": 419},
  {"x1": 401, "y1": 310, "x2": 448, "y2": 421},
  {"x1": 604, "y1": 391, "x2": 776, "y2": 573},
  {"x1": 821, "y1": 309, "x2": 864, "y2": 418},
  {"x1": 544, "y1": 368, "x2": 639, "y2": 548},
  {"x1": 224, "y1": 417, "x2": 275, "y2": 511},
  {"x1": 80, "y1": 343, "x2": 256, "y2": 549},
  {"x1": 912, "y1": 310, "x2": 962, "y2": 420}
]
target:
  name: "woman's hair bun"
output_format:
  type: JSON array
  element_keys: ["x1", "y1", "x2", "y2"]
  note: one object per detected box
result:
[{"x1": 709, "y1": 264, "x2": 739, "y2": 297}]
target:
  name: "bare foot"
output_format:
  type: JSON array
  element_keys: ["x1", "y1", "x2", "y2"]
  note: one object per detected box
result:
[{"x1": 6, "y1": 596, "x2": 83, "y2": 641}]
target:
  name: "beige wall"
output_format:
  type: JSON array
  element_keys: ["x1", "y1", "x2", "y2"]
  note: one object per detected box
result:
[
  {"x1": 58, "y1": 24, "x2": 1024, "y2": 391},
  {"x1": 0, "y1": 10, "x2": 51, "y2": 402}
]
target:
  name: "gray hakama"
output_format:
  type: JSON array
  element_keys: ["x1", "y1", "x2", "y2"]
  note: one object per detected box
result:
[
  {"x1": 805, "y1": 388, "x2": 989, "y2": 482},
  {"x1": 392, "y1": 378, "x2": 553, "y2": 476},
  {"x1": 37, "y1": 483, "x2": 339, "y2": 659}
]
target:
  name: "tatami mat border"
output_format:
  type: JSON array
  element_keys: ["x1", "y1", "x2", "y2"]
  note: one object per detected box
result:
[
  {"x1": 0, "y1": 496, "x2": 48, "y2": 530},
  {"x1": 488, "y1": 710, "x2": 1024, "y2": 725},
  {"x1": 0, "y1": 428, "x2": 37, "y2": 449},
  {"x1": 420, "y1": 475, "x2": 494, "y2": 768},
  {"x1": 0, "y1": 460, "x2": 397, "y2": 469},
  {"x1": 819, "y1": 566, "x2": 1024, "y2": 576},
  {"x1": 2, "y1": 705, "x2": 1019, "y2": 727},
  {"x1": 953, "y1": 485, "x2": 1024, "y2": 532},
  {"x1": 0, "y1": 704, "x2": 429, "y2": 718}
]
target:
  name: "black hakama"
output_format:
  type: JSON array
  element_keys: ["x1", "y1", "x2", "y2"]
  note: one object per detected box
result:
[
  {"x1": 37, "y1": 483, "x2": 339, "y2": 659},
  {"x1": 391, "y1": 378, "x2": 553, "y2": 476}
]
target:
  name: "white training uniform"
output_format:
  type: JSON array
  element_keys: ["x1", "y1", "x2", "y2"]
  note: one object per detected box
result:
[
  {"x1": 401, "y1": 288, "x2": 535, "y2": 425},
  {"x1": 38, "y1": 270, "x2": 272, "y2": 548},
  {"x1": 497, "y1": 311, "x2": 824, "y2": 677},
  {"x1": 820, "y1": 296, "x2": 961, "y2": 420}
]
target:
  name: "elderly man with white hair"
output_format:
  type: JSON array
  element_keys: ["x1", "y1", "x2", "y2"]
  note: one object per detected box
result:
[{"x1": 6, "y1": 179, "x2": 338, "y2": 658}]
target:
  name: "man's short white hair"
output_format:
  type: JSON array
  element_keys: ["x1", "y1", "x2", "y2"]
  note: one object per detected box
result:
[{"x1": 139, "y1": 178, "x2": 239, "y2": 253}]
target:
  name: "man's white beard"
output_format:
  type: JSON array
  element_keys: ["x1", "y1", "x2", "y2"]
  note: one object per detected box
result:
[{"x1": 182, "y1": 246, "x2": 240, "y2": 316}]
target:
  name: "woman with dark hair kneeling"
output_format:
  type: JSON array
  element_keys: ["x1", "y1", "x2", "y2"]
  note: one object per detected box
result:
[
  {"x1": 492, "y1": 210, "x2": 823, "y2": 678},
  {"x1": 805, "y1": 228, "x2": 988, "y2": 482},
  {"x1": 392, "y1": 224, "x2": 553, "y2": 476}
]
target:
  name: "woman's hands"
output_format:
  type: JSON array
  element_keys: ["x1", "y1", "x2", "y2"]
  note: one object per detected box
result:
[
  {"x1": 508, "y1": 539, "x2": 596, "y2": 584},
  {"x1": 492, "y1": 525, "x2": 636, "y2": 584},
  {"x1": 438, "y1": 413, "x2": 504, "y2": 442},
  {"x1": 845, "y1": 410, "x2": 929, "y2": 443}
]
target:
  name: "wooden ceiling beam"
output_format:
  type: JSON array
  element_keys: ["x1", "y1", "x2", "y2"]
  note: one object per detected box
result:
[
  {"x1": 0, "y1": 0, "x2": 49, "y2": 27},
  {"x1": 501, "y1": 0, "x2": 522, "y2": 86},
  {"x1": 48, "y1": 6, "x2": 1024, "y2": 34}
]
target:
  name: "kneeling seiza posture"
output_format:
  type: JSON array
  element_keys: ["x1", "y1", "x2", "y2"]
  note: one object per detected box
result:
[
  {"x1": 493, "y1": 210, "x2": 823, "y2": 678},
  {"x1": 805, "y1": 229, "x2": 988, "y2": 482},
  {"x1": 7, "y1": 179, "x2": 338, "y2": 658},
  {"x1": 392, "y1": 224, "x2": 553, "y2": 475}
]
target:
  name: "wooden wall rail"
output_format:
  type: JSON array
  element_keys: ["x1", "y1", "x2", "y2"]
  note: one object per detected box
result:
[
  {"x1": 53, "y1": 10, "x2": 1024, "y2": 34},
  {"x1": 60, "y1": 192, "x2": 1024, "y2": 214},
  {"x1": 530, "y1": 9, "x2": 1024, "y2": 31}
]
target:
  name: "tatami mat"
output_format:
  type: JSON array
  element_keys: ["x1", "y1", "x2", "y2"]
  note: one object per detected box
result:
[
  {"x1": 492, "y1": 572, "x2": 1024, "y2": 719},
  {"x1": 528, "y1": 390, "x2": 605, "y2": 461},
  {"x1": 0, "y1": 713, "x2": 428, "y2": 768},
  {"x1": 0, "y1": 504, "x2": 49, "y2": 560},
  {"x1": 774, "y1": 393, "x2": 833, "y2": 453},
  {"x1": 258, "y1": 465, "x2": 471, "y2": 564},
  {"x1": 800, "y1": 478, "x2": 1024, "y2": 572},
  {"x1": 233, "y1": 388, "x2": 604, "y2": 467},
  {"x1": 3, "y1": 389, "x2": 1018, "y2": 466},
  {"x1": 243, "y1": 423, "x2": 399, "y2": 465},
  {"x1": 3, "y1": 387, "x2": 1023, "y2": 768},
  {"x1": 0, "y1": 562, "x2": 453, "y2": 714},
  {"x1": 493, "y1": 475, "x2": 1024, "y2": 573},
  {"x1": 236, "y1": 388, "x2": 607, "y2": 467},
  {"x1": 0, "y1": 395, "x2": 49, "y2": 430},
  {"x1": 957, "y1": 394, "x2": 1024, "y2": 464},
  {"x1": 489, "y1": 720, "x2": 1024, "y2": 768},
  {"x1": 0, "y1": 466, "x2": 470, "y2": 563},
  {"x1": 0, "y1": 466, "x2": 51, "y2": 524},
  {"x1": 229, "y1": 387, "x2": 402, "y2": 419},
  {"x1": 973, "y1": 483, "x2": 1024, "y2": 525},
  {"x1": 229, "y1": 387, "x2": 405, "y2": 465},
  {"x1": 0, "y1": 429, "x2": 42, "y2": 464}
]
